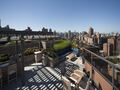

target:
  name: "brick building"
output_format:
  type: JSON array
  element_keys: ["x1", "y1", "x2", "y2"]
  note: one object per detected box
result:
[
  {"x1": 117, "y1": 39, "x2": 120, "y2": 54},
  {"x1": 103, "y1": 43, "x2": 108, "y2": 56},
  {"x1": 108, "y1": 37, "x2": 116, "y2": 51},
  {"x1": 96, "y1": 33, "x2": 101, "y2": 44},
  {"x1": 103, "y1": 43, "x2": 113, "y2": 56},
  {"x1": 108, "y1": 43, "x2": 113, "y2": 56}
]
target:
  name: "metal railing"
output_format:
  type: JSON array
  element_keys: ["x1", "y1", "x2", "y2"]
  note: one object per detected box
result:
[{"x1": 82, "y1": 47, "x2": 120, "y2": 90}]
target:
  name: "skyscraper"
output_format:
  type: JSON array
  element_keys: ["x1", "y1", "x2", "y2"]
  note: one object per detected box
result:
[{"x1": 88, "y1": 27, "x2": 94, "y2": 37}]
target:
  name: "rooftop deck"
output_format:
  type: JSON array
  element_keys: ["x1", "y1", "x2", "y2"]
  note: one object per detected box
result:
[
  {"x1": 3, "y1": 63, "x2": 63, "y2": 90},
  {"x1": 2, "y1": 54, "x2": 96, "y2": 90}
]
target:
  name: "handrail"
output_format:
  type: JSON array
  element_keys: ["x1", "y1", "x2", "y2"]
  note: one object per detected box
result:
[
  {"x1": 82, "y1": 47, "x2": 120, "y2": 90},
  {"x1": 84, "y1": 58, "x2": 119, "y2": 90},
  {"x1": 82, "y1": 47, "x2": 116, "y2": 67}
]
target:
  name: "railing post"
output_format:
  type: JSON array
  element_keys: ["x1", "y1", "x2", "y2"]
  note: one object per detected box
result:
[
  {"x1": 112, "y1": 66, "x2": 115, "y2": 90},
  {"x1": 16, "y1": 40, "x2": 19, "y2": 54},
  {"x1": 21, "y1": 35, "x2": 25, "y2": 86},
  {"x1": 39, "y1": 36, "x2": 41, "y2": 50},
  {"x1": 91, "y1": 53, "x2": 93, "y2": 64}
]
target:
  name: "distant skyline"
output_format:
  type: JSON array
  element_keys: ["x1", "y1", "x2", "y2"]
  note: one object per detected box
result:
[{"x1": 0, "y1": 0, "x2": 120, "y2": 33}]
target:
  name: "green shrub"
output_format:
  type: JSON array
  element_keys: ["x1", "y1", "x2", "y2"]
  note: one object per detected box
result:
[
  {"x1": 24, "y1": 40, "x2": 32, "y2": 43},
  {"x1": 5, "y1": 41, "x2": 21, "y2": 45},
  {"x1": 34, "y1": 40, "x2": 39, "y2": 42},
  {"x1": 5, "y1": 40, "x2": 32, "y2": 45},
  {"x1": 0, "y1": 54, "x2": 9, "y2": 62},
  {"x1": 24, "y1": 48, "x2": 34, "y2": 56},
  {"x1": 24, "y1": 47, "x2": 39, "y2": 56},
  {"x1": 41, "y1": 40, "x2": 72, "y2": 58},
  {"x1": 72, "y1": 41, "x2": 78, "y2": 48},
  {"x1": 46, "y1": 48, "x2": 57, "y2": 58},
  {"x1": 113, "y1": 51, "x2": 119, "y2": 56},
  {"x1": 54, "y1": 40, "x2": 71, "y2": 52},
  {"x1": 106, "y1": 57, "x2": 119, "y2": 64}
]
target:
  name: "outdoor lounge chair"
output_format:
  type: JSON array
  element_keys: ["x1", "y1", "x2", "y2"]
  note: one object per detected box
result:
[
  {"x1": 62, "y1": 76, "x2": 75, "y2": 90},
  {"x1": 74, "y1": 69, "x2": 85, "y2": 77},
  {"x1": 69, "y1": 73, "x2": 82, "y2": 84}
]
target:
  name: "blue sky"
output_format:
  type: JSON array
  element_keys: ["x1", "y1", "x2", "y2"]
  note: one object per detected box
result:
[{"x1": 0, "y1": 0, "x2": 120, "y2": 33}]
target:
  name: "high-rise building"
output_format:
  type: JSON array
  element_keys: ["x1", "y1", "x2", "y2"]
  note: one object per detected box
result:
[
  {"x1": 42, "y1": 27, "x2": 48, "y2": 33},
  {"x1": 88, "y1": 27, "x2": 94, "y2": 37},
  {"x1": 108, "y1": 43, "x2": 113, "y2": 56},
  {"x1": 103, "y1": 43, "x2": 113, "y2": 56},
  {"x1": 68, "y1": 30, "x2": 71, "y2": 39},
  {"x1": 49, "y1": 28, "x2": 52, "y2": 32},
  {"x1": 108, "y1": 37, "x2": 116, "y2": 51},
  {"x1": 64, "y1": 32, "x2": 68, "y2": 39},
  {"x1": 117, "y1": 38, "x2": 120, "y2": 54}
]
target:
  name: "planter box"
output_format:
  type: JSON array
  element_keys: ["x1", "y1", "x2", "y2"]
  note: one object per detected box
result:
[
  {"x1": 42, "y1": 55, "x2": 48, "y2": 66},
  {"x1": 0, "y1": 60, "x2": 9, "y2": 65},
  {"x1": 0, "y1": 55, "x2": 20, "y2": 65},
  {"x1": 34, "y1": 51, "x2": 42, "y2": 63},
  {"x1": 41, "y1": 41, "x2": 54, "y2": 49},
  {"x1": 1, "y1": 64, "x2": 9, "y2": 84},
  {"x1": 0, "y1": 62, "x2": 17, "y2": 84},
  {"x1": 41, "y1": 41, "x2": 47, "y2": 49},
  {"x1": 24, "y1": 54, "x2": 35, "y2": 65},
  {"x1": 0, "y1": 59, "x2": 22, "y2": 84}
]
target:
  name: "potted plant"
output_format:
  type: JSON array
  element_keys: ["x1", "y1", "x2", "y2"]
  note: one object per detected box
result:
[
  {"x1": 46, "y1": 48, "x2": 58, "y2": 67},
  {"x1": 24, "y1": 47, "x2": 37, "y2": 65}
]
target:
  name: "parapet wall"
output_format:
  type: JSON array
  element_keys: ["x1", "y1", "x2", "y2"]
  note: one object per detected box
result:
[{"x1": 84, "y1": 60, "x2": 112, "y2": 90}]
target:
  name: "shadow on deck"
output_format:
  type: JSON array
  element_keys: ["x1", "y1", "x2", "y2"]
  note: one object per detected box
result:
[{"x1": 3, "y1": 63, "x2": 63, "y2": 90}]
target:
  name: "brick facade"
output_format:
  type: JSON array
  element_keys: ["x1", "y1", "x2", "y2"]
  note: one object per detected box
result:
[
  {"x1": 108, "y1": 38, "x2": 116, "y2": 51},
  {"x1": 85, "y1": 60, "x2": 92, "y2": 76},
  {"x1": 108, "y1": 43, "x2": 113, "y2": 56},
  {"x1": 85, "y1": 60, "x2": 112, "y2": 90},
  {"x1": 103, "y1": 43, "x2": 113, "y2": 56},
  {"x1": 93, "y1": 70, "x2": 112, "y2": 90},
  {"x1": 117, "y1": 39, "x2": 120, "y2": 54},
  {"x1": 103, "y1": 43, "x2": 108, "y2": 56}
]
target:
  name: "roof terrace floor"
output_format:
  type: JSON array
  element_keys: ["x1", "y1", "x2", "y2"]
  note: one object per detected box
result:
[
  {"x1": 3, "y1": 63, "x2": 63, "y2": 90},
  {"x1": 3, "y1": 56, "x2": 96, "y2": 90}
]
